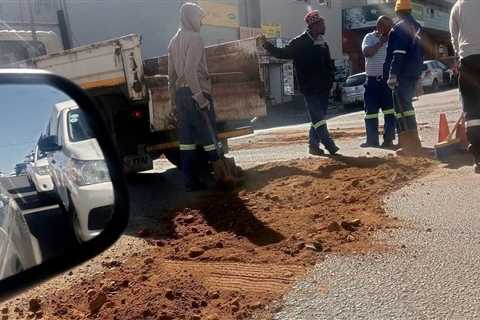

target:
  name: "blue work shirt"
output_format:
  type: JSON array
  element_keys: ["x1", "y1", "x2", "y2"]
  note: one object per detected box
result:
[{"x1": 384, "y1": 14, "x2": 424, "y2": 80}]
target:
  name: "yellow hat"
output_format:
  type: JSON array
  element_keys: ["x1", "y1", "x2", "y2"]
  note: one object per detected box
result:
[{"x1": 395, "y1": 0, "x2": 412, "y2": 12}]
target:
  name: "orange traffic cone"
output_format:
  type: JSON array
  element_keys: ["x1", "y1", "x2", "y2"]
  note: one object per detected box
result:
[
  {"x1": 456, "y1": 114, "x2": 468, "y2": 151},
  {"x1": 438, "y1": 113, "x2": 450, "y2": 143}
]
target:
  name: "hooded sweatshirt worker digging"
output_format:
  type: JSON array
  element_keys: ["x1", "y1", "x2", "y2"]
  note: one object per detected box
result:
[
  {"x1": 384, "y1": 0, "x2": 424, "y2": 155},
  {"x1": 259, "y1": 11, "x2": 339, "y2": 156},
  {"x1": 168, "y1": 3, "x2": 222, "y2": 191}
]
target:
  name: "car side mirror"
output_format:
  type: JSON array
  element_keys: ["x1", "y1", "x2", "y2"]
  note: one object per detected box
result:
[
  {"x1": 0, "y1": 69, "x2": 129, "y2": 302},
  {"x1": 38, "y1": 136, "x2": 61, "y2": 152}
]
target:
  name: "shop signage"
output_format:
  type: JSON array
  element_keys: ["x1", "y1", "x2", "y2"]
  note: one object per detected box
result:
[
  {"x1": 199, "y1": 0, "x2": 240, "y2": 28},
  {"x1": 262, "y1": 22, "x2": 282, "y2": 38}
]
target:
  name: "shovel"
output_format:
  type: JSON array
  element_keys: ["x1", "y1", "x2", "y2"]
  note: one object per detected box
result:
[
  {"x1": 200, "y1": 107, "x2": 241, "y2": 188},
  {"x1": 393, "y1": 89, "x2": 422, "y2": 154}
]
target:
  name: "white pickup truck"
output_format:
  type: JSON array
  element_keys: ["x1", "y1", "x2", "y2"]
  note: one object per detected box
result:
[{"x1": 10, "y1": 34, "x2": 267, "y2": 174}]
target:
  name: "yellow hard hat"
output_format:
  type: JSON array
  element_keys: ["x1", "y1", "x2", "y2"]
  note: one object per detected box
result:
[{"x1": 395, "y1": 0, "x2": 412, "y2": 12}]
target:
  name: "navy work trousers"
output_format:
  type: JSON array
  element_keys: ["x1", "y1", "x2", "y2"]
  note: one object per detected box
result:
[
  {"x1": 175, "y1": 87, "x2": 219, "y2": 188},
  {"x1": 394, "y1": 78, "x2": 418, "y2": 133},
  {"x1": 364, "y1": 77, "x2": 396, "y2": 145},
  {"x1": 304, "y1": 93, "x2": 337, "y2": 151}
]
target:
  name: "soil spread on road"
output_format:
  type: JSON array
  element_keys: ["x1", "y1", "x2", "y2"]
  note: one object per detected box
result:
[
  {"x1": 5, "y1": 156, "x2": 435, "y2": 320},
  {"x1": 230, "y1": 129, "x2": 366, "y2": 151}
]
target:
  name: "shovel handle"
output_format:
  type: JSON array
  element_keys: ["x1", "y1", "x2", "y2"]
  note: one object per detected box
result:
[{"x1": 447, "y1": 113, "x2": 465, "y2": 141}]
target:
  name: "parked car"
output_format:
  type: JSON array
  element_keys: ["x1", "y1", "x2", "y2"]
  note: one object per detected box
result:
[
  {"x1": 14, "y1": 163, "x2": 27, "y2": 176},
  {"x1": 0, "y1": 184, "x2": 42, "y2": 280},
  {"x1": 438, "y1": 56, "x2": 459, "y2": 86},
  {"x1": 342, "y1": 72, "x2": 366, "y2": 109},
  {"x1": 39, "y1": 100, "x2": 114, "y2": 242},
  {"x1": 421, "y1": 60, "x2": 454, "y2": 92},
  {"x1": 26, "y1": 144, "x2": 54, "y2": 195}
]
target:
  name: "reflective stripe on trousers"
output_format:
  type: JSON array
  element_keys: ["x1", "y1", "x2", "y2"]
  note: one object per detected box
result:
[
  {"x1": 364, "y1": 77, "x2": 396, "y2": 144},
  {"x1": 304, "y1": 93, "x2": 337, "y2": 150}
]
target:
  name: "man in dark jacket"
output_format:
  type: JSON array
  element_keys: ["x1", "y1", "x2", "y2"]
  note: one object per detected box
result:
[
  {"x1": 384, "y1": 0, "x2": 424, "y2": 155},
  {"x1": 259, "y1": 11, "x2": 339, "y2": 156}
]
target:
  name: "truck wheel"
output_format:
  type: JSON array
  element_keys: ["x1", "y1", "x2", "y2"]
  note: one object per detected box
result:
[
  {"x1": 164, "y1": 148, "x2": 181, "y2": 168},
  {"x1": 164, "y1": 147, "x2": 212, "y2": 174}
]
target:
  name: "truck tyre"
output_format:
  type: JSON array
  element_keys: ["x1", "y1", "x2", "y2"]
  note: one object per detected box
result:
[
  {"x1": 164, "y1": 147, "x2": 212, "y2": 174},
  {"x1": 164, "y1": 148, "x2": 181, "y2": 168}
]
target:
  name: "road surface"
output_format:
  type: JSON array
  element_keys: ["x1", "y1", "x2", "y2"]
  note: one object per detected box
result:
[
  {"x1": 1, "y1": 88, "x2": 475, "y2": 320},
  {"x1": 0, "y1": 175, "x2": 77, "y2": 261}
]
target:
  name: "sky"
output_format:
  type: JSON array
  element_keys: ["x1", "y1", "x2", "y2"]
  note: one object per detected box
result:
[{"x1": 0, "y1": 84, "x2": 70, "y2": 174}]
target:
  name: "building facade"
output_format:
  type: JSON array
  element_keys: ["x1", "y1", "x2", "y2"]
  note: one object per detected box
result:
[
  {"x1": 342, "y1": 0, "x2": 455, "y2": 73},
  {"x1": 64, "y1": 0, "x2": 262, "y2": 58},
  {"x1": 260, "y1": 0, "x2": 343, "y2": 60}
]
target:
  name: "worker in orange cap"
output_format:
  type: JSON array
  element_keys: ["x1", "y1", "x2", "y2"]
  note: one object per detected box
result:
[
  {"x1": 258, "y1": 11, "x2": 339, "y2": 156},
  {"x1": 384, "y1": 0, "x2": 425, "y2": 155}
]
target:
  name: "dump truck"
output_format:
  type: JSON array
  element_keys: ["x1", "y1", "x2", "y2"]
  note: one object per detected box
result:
[{"x1": 9, "y1": 34, "x2": 267, "y2": 174}]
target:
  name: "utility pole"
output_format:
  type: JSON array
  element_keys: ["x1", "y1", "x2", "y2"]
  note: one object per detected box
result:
[
  {"x1": 27, "y1": 0, "x2": 38, "y2": 43},
  {"x1": 27, "y1": 0, "x2": 40, "y2": 57}
]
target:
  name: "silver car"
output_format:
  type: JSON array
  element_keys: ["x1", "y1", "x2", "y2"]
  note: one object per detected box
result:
[
  {"x1": 0, "y1": 184, "x2": 42, "y2": 280},
  {"x1": 342, "y1": 72, "x2": 366, "y2": 109}
]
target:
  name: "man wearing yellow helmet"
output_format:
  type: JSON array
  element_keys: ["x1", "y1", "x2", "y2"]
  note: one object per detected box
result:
[{"x1": 384, "y1": 0, "x2": 424, "y2": 154}]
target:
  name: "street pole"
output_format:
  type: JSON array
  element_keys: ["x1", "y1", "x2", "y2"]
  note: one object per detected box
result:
[
  {"x1": 27, "y1": 0, "x2": 38, "y2": 43},
  {"x1": 26, "y1": 0, "x2": 41, "y2": 57},
  {"x1": 60, "y1": 0, "x2": 73, "y2": 45}
]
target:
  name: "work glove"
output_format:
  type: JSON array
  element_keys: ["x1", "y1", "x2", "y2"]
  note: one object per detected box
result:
[
  {"x1": 193, "y1": 92, "x2": 210, "y2": 110},
  {"x1": 387, "y1": 75, "x2": 399, "y2": 90}
]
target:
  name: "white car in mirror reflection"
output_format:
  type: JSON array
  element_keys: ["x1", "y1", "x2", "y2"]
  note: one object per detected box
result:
[
  {"x1": 0, "y1": 184, "x2": 42, "y2": 280},
  {"x1": 26, "y1": 144, "x2": 54, "y2": 196},
  {"x1": 40, "y1": 100, "x2": 114, "y2": 243}
]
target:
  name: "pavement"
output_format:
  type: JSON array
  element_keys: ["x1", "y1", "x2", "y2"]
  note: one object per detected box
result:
[{"x1": 2, "y1": 87, "x2": 475, "y2": 319}]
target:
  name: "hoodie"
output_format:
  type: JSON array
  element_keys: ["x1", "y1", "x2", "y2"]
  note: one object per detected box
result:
[
  {"x1": 450, "y1": 0, "x2": 480, "y2": 59},
  {"x1": 168, "y1": 3, "x2": 211, "y2": 105}
]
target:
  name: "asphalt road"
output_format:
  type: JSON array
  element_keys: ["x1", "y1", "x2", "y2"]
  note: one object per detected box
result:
[{"x1": 0, "y1": 175, "x2": 77, "y2": 261}]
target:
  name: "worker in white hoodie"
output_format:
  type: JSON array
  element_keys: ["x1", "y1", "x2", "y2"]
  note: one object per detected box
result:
[
  {"x1": 450, "y1": 0, "x2": 480, "y2": 174},
  {"x1": 168, "y1": 3, "x2": 220, "y2": 191}
]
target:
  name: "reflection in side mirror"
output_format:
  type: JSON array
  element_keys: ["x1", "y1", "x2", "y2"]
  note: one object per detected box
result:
[
  {"x1": 0, "y1": 71, "x2": 128, "y2": 301},
  {"x1": 37, "y1": 135, "x2": 61, "y2": 153}
]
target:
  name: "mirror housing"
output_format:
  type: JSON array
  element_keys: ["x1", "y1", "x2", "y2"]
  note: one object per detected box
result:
[
  {"x1": 38, "y1": 135, "x2": 62, "y2": 153},
  {"x1": 0, "y1": 69, "x2": 129, "y2": 302}
]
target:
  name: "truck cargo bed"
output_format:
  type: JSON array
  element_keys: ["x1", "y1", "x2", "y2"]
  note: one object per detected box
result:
[{"x1": 144, "y1": 37, "x2": 267, "y2": 131}]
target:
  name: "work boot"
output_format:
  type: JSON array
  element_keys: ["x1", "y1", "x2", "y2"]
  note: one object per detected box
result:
[
  {"x1": 381, "y1": 140, "x2": 395, "y2": 149},
  {"x1": 397, "y1": 130, "x2": 423, "y2": 156},
  {"x1": 309, "y1": 146, "x2": 325, "y2": 156},
  {"x1": 360, "y1": 142, "x2": 380, "y2": 148},
  {"x1": 326, "y1": 145, "x2": 340, "y2": 155},
  {"x1": 475, "y1": 163, "x2": 480, "y2": 174}
]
